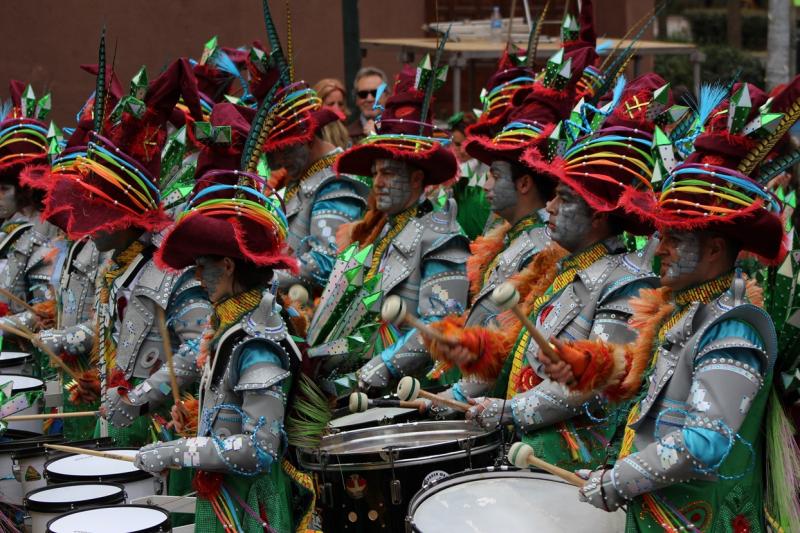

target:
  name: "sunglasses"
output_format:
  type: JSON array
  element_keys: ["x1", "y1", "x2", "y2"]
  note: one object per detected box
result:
[{"x1": 356, "y1": 89, "x2": 378, "y2": 99}]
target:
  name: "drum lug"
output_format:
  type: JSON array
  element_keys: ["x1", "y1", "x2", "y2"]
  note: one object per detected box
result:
[
  {"x1": 11, "y1": 461, "x2": 20, "y2": 482},
  {"x1": 322, "y1": 481, "x2": 333, "y2": 506},
  {"x1": 390, "y1": 479, "x2": 402, "y2": 505}
]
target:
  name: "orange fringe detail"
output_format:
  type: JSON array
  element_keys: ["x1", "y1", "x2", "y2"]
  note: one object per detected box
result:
[
  {"x1": 467, "y1": 222, "x2": 510, "y2": 297},
  {"x1": 196, "y1": 322, "x2": 215, "y2": 368},
  {"x1": 170, "y1": 393, "x2": 198, "y2": 437},
  {"x1": 279, "y1": 292, "x2": 312, "y2": 338},
  {"x1": 555, "y1": 339, "x2": 628, "y2": 395},
  {"x1": 424, "y1": 244, "x2": 566, "y2": 382},
  {"x1": 32, "y1": 299, "x2": 56, "y2": 321},
  {"x1": 336, "y1": 194, "x2": 388, "y2": 251},
  {"x1": 68, "y1": 368, "x2": 101, "y2": 405},
  {"x1": 267, "y1": 168, "x2": 289, "y2": 192},
  {"x1": 42, "y1": 246, "x2": 61, "y2": 265},
  {"x1": 744, "y1": 275, "x2": 764, "y2": 308}
]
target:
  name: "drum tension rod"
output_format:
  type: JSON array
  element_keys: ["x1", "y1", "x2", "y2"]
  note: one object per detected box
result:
[
  {"x1": 317, "y1": 450, "x2": 333, "y2": 506},
  {"x1": 458, "y1": 436, "x2": 475, "y2": 470},
  {"x1": 385, "y1": 446, "x2": 402, "y2": 505}
]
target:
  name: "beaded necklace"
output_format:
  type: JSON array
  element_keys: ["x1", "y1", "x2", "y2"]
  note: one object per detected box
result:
[
  {"x1": 364, "y1": 204, "x2": 418, "y2": 282},
  {"x1": 618, "y1": 272, "x2": 734, "y2": 459},
  {"x1": 282, "y1": 153, "x2": 339, "y2": 205},
  {"x1": 480, "y1": 215, "x2": 542, "y2": 287},
  {"x1": 506, "y1": 241, "x2": 611, "y2": 398}
]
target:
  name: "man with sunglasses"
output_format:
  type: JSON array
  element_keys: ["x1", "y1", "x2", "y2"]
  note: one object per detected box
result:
[{"x1": 347, "y1": 66, "x2": 388, "y2": 144}]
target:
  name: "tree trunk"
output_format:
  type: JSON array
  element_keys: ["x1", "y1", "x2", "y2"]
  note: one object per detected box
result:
[
  {"x1": 767, "y1": 0, "x2": 792, "y2": 89},
  {"x1": 727, "y1": 0, "x2": 742, "y2": 48}
]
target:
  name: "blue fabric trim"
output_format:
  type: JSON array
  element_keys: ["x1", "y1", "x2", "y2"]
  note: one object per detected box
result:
[
  {"x1": 238, "y1": 343, "x2": 284, "y2": 374},
  {"x1": 313, "y1": 182, "x2": 364, "y2": 219},
  {"x1": 423, "y1": 259, "x2": 466, "y2": 277},
  {"x1": 683, "y1": 427, "x2": 730, "y2": 467},
  {"x1": 697, "y1": 319, "x2": 765, "y2": 372},
  {"x1": 380, "y1": 327, "x2": 418, "y2": 378},
  {"x1": 452, "y1": 383, "x2": 468, "y2": 403}
]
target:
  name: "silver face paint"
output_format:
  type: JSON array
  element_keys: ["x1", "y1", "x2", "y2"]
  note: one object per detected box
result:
[
  {"x1": 664, "y1": 232, "x2": 701, "y2": 282},
  {"x1": 549, "y1": 185, "x2": 594, "y2": 250},
  {"x1": 487, "y1": 161, "x2": 518, "y2": 213},
  {"x1": 0, "y1": 183, "x2": 18, "y2": 219},
  {"x1": 196, "y1": 256, "x2": 228, "y2": 303},
  {"x1": 373, "y1": 159, "x2": 413, "y2": 215}
]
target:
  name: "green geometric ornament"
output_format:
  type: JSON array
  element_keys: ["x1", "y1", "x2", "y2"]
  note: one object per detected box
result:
[
  {"x1": 109, "y1": 95, "x2": 145, "y2": 124},
  {"x1": 645, "y1": 83, "x2": 670, "y2": 120},
  {"x1": 741, "y1": 110, "x2": 784, "y2": 138},
  {"x1": 652, "y1": 126, "x2": 676, "y2": 189},
  {"x1": 543, "y1": 49, "x2": 565, "y2": 87},
  {"x1": 130, "y1": 67, "x2": 148, "y2": 100},
  {"x1": 561, "y1": 13, "x2": 579, "y2": 42},
  {"x1": 47, "y1": 121, "x2": 63, "y2": 157},
  {"x1": 200, "y1": 36, "x2": 218, "y2": 66},
  {"x1": 22, "y1": 85, "x2": 36, "y2": 118},
  {"x1": 545, "y1": 122, "x2": 567, "y2": 161},
  {"x1": 193, "y1": 121, "x2": 231, "y2": 144},
  {"x1": 727, "y1": 84, "x2": 752, "y2": 134},
  {"x1": 35, "y1": 93, "x2": 51, "y2": 121},
  {"x1": 655, "y1": 104, "x2": 690, "y2": 128}
]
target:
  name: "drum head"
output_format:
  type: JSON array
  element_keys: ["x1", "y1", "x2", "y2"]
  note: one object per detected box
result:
[
  {"x1": 300, "y1": 421, "x2": 500, "y2": 471},
  {"x1": 0, "y1": 351, "x2": 31, "y2": 367},
  {"x1": 408, "y1": 468, "x2": 626, "y2": 532},
  {"x1": 25, "y1": 481, "x2": 126, "y2": 513},
  {"x1": 45, "y1": 449, "x2": 152, "y2": 484},
  {"x1": 330, "y1": 407, "x2": 417, "y2": 430},
  {"x1": 1, "y1": 374, "x2": 44, "y2": 393},
  {"x1": 47, "y1": 505, "x2": 170, "y2": 533}
]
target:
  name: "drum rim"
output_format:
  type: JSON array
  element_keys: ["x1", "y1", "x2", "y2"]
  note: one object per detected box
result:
[
  {"x1": 405, "y1": 466, "x2": 584, "y2": 531},
  {"x1": 45, "y1": 504, "x2": 171, "y2": 533},
  {"x1": 0, "y1": 351, "x2": 32, "y2": 367},
  {"x1": 0, "y1": 372, "x2": 45, "y2": 393},
  {"x1": 298, "y1": 420, "x2": 501, "y2": 471},
  {"x1": 25, "y1": 481, "x2": 126, "y2": 513},
  {"x1": 11, "y1": 436, "x2": 67, "y2": 459},
  {"x1": 329, "y1": 406, "x2": 419, "y2": 431},
  {"x1": 44, "y1": 448, "x2": 153, "y2": 484},
  {"x1": 0, "y1": 432, "x2": 58, "y2": 453},
  {"x1": 17, "y1": 436, "x2": 115, "y2": 460}
]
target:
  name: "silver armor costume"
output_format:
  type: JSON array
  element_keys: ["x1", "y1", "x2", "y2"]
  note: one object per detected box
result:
[
  {"x1": 135, "y1": 290, "x2": 300, "y2": 474},
  {"x1": 277, "y1": 152, "x2": 369, "y2": 290},
  {"x1": 103, "y1": 243, "x2": 211, "y2": 428},
  {"x1": 580, "y1": 275, "x2": 776, "y2": 512},
  {"x1": 352, "y1": 199, "x2": 471, "y2": 391}
]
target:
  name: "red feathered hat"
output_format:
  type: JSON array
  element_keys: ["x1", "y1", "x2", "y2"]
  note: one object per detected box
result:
[
  {"x1": 43, "y1": 58, "x2": 204, "y2": 240},
  {"x1": 156, "y1": 170, "x2": 296, "y2": 272},
  {"x1": 523, "y1": 126, "x2": 657, "y2": 235},
  {"x1": 335, "y1": 65, "x2": 458, "y2": 185},
  {"x1": 0, "y1": 81, "x2": 52, "y2": 183},
  {"x1": 604, "y1": 73, "x2": 673, "y2": 131}
]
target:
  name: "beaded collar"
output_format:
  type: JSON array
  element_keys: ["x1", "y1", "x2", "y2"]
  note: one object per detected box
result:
[
  {"x1": 283, "y1": 153, "x2": 339, "y2": 204},
  {"x1": 212, "y1": 287, "x2": 263, "y2": 339}
]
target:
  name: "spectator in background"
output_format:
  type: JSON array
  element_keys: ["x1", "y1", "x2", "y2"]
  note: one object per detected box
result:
[
  {"x1": 314, "y1": 78, "x2": 351, "y2": 149},
  {"x1": 348, "y1": 66, "x2": 387, "y2": 143}
]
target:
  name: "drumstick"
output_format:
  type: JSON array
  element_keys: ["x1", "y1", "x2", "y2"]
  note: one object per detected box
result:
[
  {"x1": 0, "y1": 287, "x2": 39, "y2": 315},
  {"x1": 381, "y1": 296, "x2": 452, "y2": 344},
  {"x1": 0, "y1": 321, "x2": 80, "y2": 381},
  {"x1": 3, "y1": 410, "x2": 98, "y2": 421},
  {"x1": 396, "y1": 376, "x2": 470, "y2": 412},
  {"x1": 44, "y1": 443, "x2": 179, "y2": 470},
  {"x1": 155, "y1": 307, "x2": 182, "y2": 408},
  {"x1": 348, "y1": 392, "x2": 423, "y2": 412},
  {"x1": 508, "y1": 442, "x2": 585, "y2": 487},
  {"x1": 491, "y1": 283, "x2": 560, "y2": 363}
]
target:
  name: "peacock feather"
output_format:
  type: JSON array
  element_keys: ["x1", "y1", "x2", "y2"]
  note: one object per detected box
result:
[
  {"x1": 262, "y1": 0, "x2": 290, "y2": 87},
  {"x1": 93, "y1": 27, "x2": 107, "y2": 132},
  {"x1": 526, "y1": 0, "x2": 551, "y2": 68}
]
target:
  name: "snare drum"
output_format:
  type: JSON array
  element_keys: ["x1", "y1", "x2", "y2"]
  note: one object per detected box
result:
[
  {"x1": 0, "y1": 351, "x2": 32, "y2": 375},
  {"x1": 46, "y1": 504, "x2": 171, "y2": 533},
  {"x1": 44, "y1": 448, "x2": 163, "y2": 501},
  {"x1": 330, "y1": 406, "x2": 418, "y2": 432},
  {"x1": 406, "y1": 467, "x2": 627, "y2": 532},
  {"x1": 299, "y1": 420, "x2": 501, "y2": 533},
  {"x1": 0, "y1": 431, "x2": 61, "y2": 506},
  {"x1": 1, "y1": 374, "x2": 45, "y2": 433},
  {"x1": 25, "y1": 481, "x2": 126, "y2": 533}
]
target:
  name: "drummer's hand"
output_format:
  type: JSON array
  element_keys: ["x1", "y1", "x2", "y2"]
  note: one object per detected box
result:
[
  {"x1": 105, "y1": 386, "x2": 142, "y2": 428},
  {"x1": 356, "y1": 356, "x2": 392, "y2": 393},
  {"x1": 465, "y1": 396, "x2": 511, "y2": 429},
  {"x1": 578, "y1": 467, "x2": 624, "y2": 512},
  {"x1": 430, "y1": 338, "x2": 476, "y2": 367},
  {"x1": 135, "y1": 441, "x2": 180, "y2": 474},
  {"x1": 538, "y1": 338, "x2": 576, "y2": 385}
]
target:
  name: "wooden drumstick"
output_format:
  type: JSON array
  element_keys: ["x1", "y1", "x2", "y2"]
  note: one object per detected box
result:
[
  {"x1": 44, "y1": 443, "x2": 179, "y2": 469},
  {"x1": 382, "y1": 296, "x2": 451, "y2": 344},
  {"x1": 348, "y1": 392, "x2": 423, "y2": 412},
  {"x1": 0, "y1": 321, "x2": 80, "y2": 381},
  {"x1": 0, "y1": 287, "x2": 39, "y2": 316},
  {"x1": 396, "y1": 376, "x2": 470, "y2": 412},
  {"x1": 156, "y1": 307, "x2": 182, "y2": 408},
  {"x1": 3, "y1": 411, "x2": 98, "y2": 421},
  {"x1": 508, "y1": 442, "x2": 585, "y2": 487},
  {"x1": 491, "y1": 283, "x2": 560, "y2": 363}
]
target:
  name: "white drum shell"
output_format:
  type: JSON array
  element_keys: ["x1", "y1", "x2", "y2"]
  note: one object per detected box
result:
[
  {"x1": 44, "y1": 450, "x2": 163, "y2": 502},
  {"x1": 408, "y1": 469, "x2": 626, "y2": 533},
  {"x1": 0, "y1": 351, "x2": 32, "y2": 375},
  {"x1": 16, "y1": 451, "x2": 48, "y2": 496},
  {"x1": 0, "y1": 445, "x2": 23, "y2": 505},
  {"x1": 46, "y1": 505, "x2": 170, "y2": 533},
  {"x1": 3, "y1": 374, "x2": 44, "y2": 433}
]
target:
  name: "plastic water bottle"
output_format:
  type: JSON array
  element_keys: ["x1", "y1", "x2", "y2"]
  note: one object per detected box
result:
[{"x1": 490, "y1": 6, "x2": 503, "y2": 41}]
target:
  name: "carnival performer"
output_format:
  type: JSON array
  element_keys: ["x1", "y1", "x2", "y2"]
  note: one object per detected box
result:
[
  {"x1": 542, "y1": 79, "x2": 800, "y2": 532},
  {"x1": 0, "y1": 81, "x2": 61, "y2": 324},
  {"x1": 43, "y1": 54, "x2": 212, "y2": 446},
  {"x1": 306, "y1": 64, "x2": 470, "y2": 397},
  {"x1": 134, "y1": 164, "x2": 307, "y2": 533},
  {"x1": 428, "y1": 75, "x2": 683, "y2": 470}
]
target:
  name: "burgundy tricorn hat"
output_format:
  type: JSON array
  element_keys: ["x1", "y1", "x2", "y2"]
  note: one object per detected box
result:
[
  {"x1": 335, "y1": 65, "x2": 458, "y2": 185},
  {"x1": 0, "y1": 81, "x2": 52, "y2": 184}
]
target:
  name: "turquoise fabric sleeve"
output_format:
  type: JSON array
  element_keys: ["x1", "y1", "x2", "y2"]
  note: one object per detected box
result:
[
  {"x1": 313, "y1": 182, "x2": 365, "y2": 219},
  {"x1": 423, "y1": 259, "x2": 466, "y2": 277},
  {"x1": 683, "y1": 427, "x2": 729, "y2": 466},
  {"x1": 238, "y1": 341, "x2": 285, "y2": 374},
  {"x1": 696, "y1": 319, "x2": 764, "y2": 372}
]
